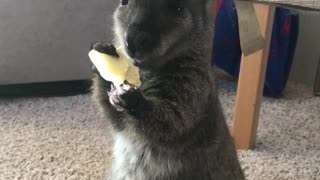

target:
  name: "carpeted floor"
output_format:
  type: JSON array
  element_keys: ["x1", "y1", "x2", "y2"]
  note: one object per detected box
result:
[{"x1": 0, "y1": 80, "x2": 319, "y2": 180}]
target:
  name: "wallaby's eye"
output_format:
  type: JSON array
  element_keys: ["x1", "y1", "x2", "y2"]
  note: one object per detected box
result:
[
  {"x1": 169, "y1": 0, "x2": 184, "y2": 15},
  {"x1": 120, "y1": 0, "x2": 129, "y2": 6}
]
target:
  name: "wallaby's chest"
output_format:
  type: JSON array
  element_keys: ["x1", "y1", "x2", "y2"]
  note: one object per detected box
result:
[{"x1": 110, "y1": 134, "x2": 183, "y2": 180}]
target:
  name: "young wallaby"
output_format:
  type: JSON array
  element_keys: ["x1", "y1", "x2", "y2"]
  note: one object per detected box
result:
[{"x1": 92, "y1": 0, "x2": 245, "y2": 179}]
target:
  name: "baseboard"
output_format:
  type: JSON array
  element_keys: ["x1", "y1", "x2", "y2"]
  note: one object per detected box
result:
[{"x1": 0, "y1": 80, "x2": 92, "y2": 97}]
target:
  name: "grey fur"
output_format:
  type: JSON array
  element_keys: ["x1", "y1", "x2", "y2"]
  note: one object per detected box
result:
[{"x1": 92, "y1": 0, "x2": 245, "y2": 179}]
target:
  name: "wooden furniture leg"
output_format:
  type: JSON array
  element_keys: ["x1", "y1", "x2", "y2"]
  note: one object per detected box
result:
[{"x1": 232, "y1": 4, "x2": 275, "y2": 150}]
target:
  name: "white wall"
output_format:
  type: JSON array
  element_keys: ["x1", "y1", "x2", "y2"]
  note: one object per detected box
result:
[
  {"x1": 0, "y1": 0, "x2": 117, "y2": 85},
  {"x1": 289, "y1": 12, "x2": 320, "y2": 86}
]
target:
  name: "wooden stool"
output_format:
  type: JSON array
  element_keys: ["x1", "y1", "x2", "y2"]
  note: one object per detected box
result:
[{"x1": 232, "y1": 4, "x2": 275, "y2": 149}]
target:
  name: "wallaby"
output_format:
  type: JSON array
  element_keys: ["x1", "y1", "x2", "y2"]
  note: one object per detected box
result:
[{"x1": 92, "y1": 0, "x2": 245, "y2": 179}]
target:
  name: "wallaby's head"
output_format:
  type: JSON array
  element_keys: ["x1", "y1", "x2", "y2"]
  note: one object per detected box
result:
[{"x1": 113, "y1": 0, "x2": 214, "y2": 70}]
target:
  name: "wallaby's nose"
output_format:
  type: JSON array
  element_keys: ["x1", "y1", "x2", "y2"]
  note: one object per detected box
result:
[{"x1": 125, "y1": 28, "x2": 156, "y2": 59}]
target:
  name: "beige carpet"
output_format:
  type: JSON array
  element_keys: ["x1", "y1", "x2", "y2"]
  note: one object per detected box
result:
[{"x1": 0, "y1": 80, "x2": 319, "y2": 180}]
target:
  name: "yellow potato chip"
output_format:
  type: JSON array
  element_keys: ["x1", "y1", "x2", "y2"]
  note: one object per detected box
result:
[{"x1": 89, "y1": 47, "x2": 141, "y2": 88}]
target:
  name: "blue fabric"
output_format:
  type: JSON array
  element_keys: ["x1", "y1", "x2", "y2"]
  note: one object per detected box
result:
[
  {"x1": 212, "y1": 0, "x2": 300, "y2": 97},
  {"x1": 263, "y1": 8, "x2": 299, "y2": 97},
  {"x1": 212, "y1": 0, "x2": 242, "y2": 77}
]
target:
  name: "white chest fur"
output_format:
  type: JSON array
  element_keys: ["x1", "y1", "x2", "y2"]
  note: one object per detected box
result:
[{"x1": 110, "y1": 133, "x2": 182, "y2": 180}]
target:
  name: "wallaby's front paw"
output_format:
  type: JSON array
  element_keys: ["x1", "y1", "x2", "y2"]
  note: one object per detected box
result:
[
  {"x1": 90, "y1": 42, "x2": 119, "y2": 74},
  {"x1": 108, "y1": 82, "x2": 139, "y2": 112},
  {"x1": 91, "y1": 42, "x2": 119, "y2": 57}
]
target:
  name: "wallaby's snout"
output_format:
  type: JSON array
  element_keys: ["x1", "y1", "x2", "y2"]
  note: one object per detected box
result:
[
  {"x1": 125, "y1": 20, "x2": 159, "y2": 60},
  {"x1": 114, "y1": 0, "x2": 214, "y2": 69}
]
